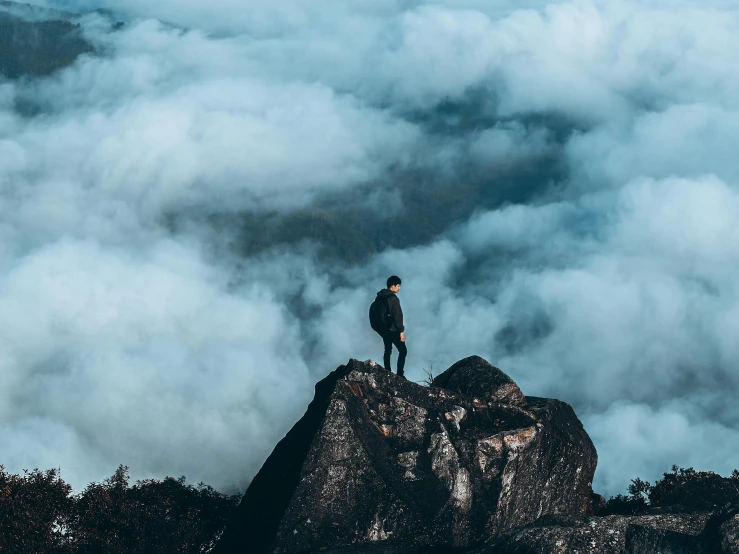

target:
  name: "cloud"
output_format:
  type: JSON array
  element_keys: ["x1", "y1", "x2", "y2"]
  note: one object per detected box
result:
[
  {"x1": 0, "y1": 237, "x2": 316, "y2": 490},
  {"x1": 5, "y1": 23, "x2": 421, "y2": 226},
  {"x1": 2, "y1": 0, "x2": 739, "y2": 500},
  {"x1": 568, "y1": 104, "x2": 739, "y2": 190},
  {"x1": 586, "y1": 400, "x2": 739, "y2": 494}
]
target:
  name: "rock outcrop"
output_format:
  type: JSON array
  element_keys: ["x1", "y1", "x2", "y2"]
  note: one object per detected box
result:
[
  {"x1": 431, "y1": 356, "x2": 525, "y2": 406},
  {"x1": 483, "y1": 512, "x2": 713, "y2": 553},
  {"x1": 216, "y1": 356, "x2": 597, "y2": 554},
  {"x1": 722, "y1": 514, "x2": 739, "y2": 554}
]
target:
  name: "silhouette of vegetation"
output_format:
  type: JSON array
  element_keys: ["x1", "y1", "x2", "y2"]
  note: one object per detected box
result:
[
  {"x1": 0, "y1": 7, "x2": 93, "y2": 80},
  {"x1": 3, "y1": 462, "x2": 739, "y2": 550},
  {"x1": 0, "y1": 465, "x2": 240, "y2": 553},
  {"x1": 600, "y1": 465, "x2": 739, "y2": 516},
  {"x1": 0, "y1": 466, "x2": 73, "y2": 553}
]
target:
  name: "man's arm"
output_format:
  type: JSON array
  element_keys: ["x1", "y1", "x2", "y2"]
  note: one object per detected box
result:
[{"x1": 389, "y1": 295, "x2": 405, "y2": 332}]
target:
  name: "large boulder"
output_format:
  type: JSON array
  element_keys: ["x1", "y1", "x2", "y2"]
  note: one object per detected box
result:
[
  {"x1": 720, "y1": 513, "x2": 739, "y2": 554},
  {"x1": 321, "y1": 510, "x2": 739, "y2": 554},
  {"x1": 482, "y1": 513, "x2": 712, "y2": 554},
  {"x1": 216, "y1": 356, "x2": 597, "y2": 554},
  {"x1": 479, "y1": 507, "x2": 739, "y2": 554},
  {"x1": 431, "y1": 356, "x2": 525, "y2": 406}
]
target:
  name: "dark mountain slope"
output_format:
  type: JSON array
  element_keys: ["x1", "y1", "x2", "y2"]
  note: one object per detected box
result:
[{"x1": 0, "y1": 1, "x2": 93, "y2": 79}]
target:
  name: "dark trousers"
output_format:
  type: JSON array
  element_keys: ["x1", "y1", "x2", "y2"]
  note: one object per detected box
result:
[{"x1": 378, "y1": 330, "x2": 407, "y2": 375}]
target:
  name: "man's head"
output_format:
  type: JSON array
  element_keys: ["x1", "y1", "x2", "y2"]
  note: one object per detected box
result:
[{"x1": 387, "y1": 275, "x2": 402, "y2": 293}]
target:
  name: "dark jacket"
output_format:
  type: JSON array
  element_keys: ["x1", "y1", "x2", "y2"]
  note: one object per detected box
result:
[{"x1": 376, "y1": 289, "x2": 404, "y2": 332}]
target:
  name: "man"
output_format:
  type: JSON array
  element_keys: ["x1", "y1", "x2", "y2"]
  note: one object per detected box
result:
[{"x1": 372, "y1": 275, "x2": 407, "y2": 377}]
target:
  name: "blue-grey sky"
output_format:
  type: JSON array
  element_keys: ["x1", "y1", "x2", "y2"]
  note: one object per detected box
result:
[{"x1": 2, "y1": 0, "x2": 739, "y2": 498}]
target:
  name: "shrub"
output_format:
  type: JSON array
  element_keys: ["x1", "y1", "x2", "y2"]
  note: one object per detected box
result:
[
  {"x1": 0, "y1": 466, "x2": 73, "y2": 553},
  {"x1": 0, "y1": 465, "x2": 240, "y2": 553},
  {"x1": 601, "y1": 465, "x2": 739, "y2": 516}
]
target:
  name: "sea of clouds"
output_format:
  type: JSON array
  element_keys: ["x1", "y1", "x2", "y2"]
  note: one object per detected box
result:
[{"x1": 2, "y1": 0, "x2": 739, "y2": 497}]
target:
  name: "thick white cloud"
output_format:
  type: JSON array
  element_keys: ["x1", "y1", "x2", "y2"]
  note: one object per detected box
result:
[
  {"x1": 0, "y1": 238, "x2": 316, "y2": 489},
  {"x1": 569, "y1": 105, "x2": 739, "y2": 190},
  {"x1": 443, "y1": 174, "x2": 739, "y2": 493},
  {"x1": 3, "y1": 0, "x2": 739, "y2": 500},
  {"x1": 586, "y1": 400, "x2": 739, "y2": 494},
  {"x1": 3, "y1": 24, "x2": 420, "y2": 228}
]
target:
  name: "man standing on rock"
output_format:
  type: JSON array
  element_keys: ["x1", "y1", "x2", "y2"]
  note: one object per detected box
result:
[{"x1": 369, "y1": 275, "x2": 407, "y2": 377}]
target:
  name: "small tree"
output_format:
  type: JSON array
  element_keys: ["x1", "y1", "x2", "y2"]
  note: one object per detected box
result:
[
  {"x1": 0, "y1": 465, "x2": 241, "y2": 553},
  {"x1": 600, "y1": 477, "x2": 651, "y2": 515},
  {"x1": 68, "y1": 465, "x2": 136, "y2": 553},
  {"x1": 68, "y1": 465, "x2": 240, "y2": 553},
  {"x1": 0, "y1": 466, "x2": 73, "y2": 553},
  {"x1": 627, "y1": 477, "x2": 652, "y2": 501}
]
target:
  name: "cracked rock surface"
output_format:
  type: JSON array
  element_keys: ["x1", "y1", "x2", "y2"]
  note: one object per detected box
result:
[
  {"x1": 481, "y1": 512, "x2": 713, "y2": 553},
  {"x1": 721, "y1": 514, "x2": 739, "y2": 554},
  {"x1": 216, "y1": 356, "x2": 597, "y2": 554}
]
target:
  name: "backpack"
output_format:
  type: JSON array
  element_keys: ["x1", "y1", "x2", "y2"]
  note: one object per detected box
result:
[{"x1": 369, "y1": 296, "x2": 392, "y2": 332}]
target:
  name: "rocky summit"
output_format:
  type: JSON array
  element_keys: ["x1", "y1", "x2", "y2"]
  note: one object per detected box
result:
[
  {"x1": 215, "y1": 356, "x2": 739, "y2": 553},
  {"x1": 216, "y1": 356, "x2": 599, "y2": 553}
]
